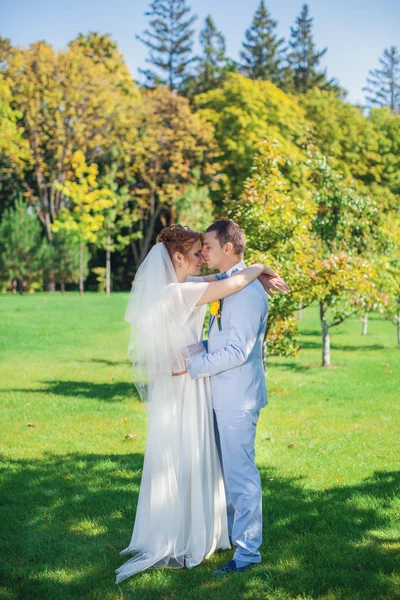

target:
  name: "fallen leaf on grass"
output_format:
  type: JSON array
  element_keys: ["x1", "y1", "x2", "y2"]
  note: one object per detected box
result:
[
  {"x1": 125, "y1": 433, "x2": 137, "y2": 439},
  {"x1": 288, "y1": 442, "x2": 295, "y2": 448},
  {"x1": 26, "y1": 403, "x2": 31, "y2": 406},
  {"x1": 324, "y1": 488, "x2": 331, "y2": 493},
  {"x1": 27, "y1": 422, "x2": 36, "y2": 428}
]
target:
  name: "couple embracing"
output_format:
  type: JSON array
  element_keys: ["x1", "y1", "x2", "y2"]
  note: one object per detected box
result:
[{"x1": 116, "y1": 219, "x2": 289, "y2": 584}]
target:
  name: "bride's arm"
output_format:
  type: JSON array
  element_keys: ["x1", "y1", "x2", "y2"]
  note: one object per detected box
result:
[
  {"x1": 186, "y1": 274, "x2": 219, "y2": 283},
  {"x1": 196, "y1": 264, "x2": 267, "y2": 306}
]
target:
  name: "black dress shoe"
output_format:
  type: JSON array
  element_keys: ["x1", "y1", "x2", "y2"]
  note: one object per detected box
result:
[{"x1": 212, "y1": 559, "x2": 255, "y2": 575}]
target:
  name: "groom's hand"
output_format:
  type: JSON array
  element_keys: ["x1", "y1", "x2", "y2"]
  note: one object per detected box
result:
[{"x1": 258, "y1": 273, "x2": 290, "y2": 298}]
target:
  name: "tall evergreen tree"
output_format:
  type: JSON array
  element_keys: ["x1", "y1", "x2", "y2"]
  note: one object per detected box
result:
[
  {"x1": 240, "y1": 0, "x2": 285, "y2": 83},
  {"x1": 184, "y1": 15, "x2": 235, "y2": 96},
  {"x1": 287, "y1": 4, "x2": 336, "y2": 93},
  {"x1": 363, "y1": 46, "x2": 400, "y2": 113},
  {"x1": 0, "y1": 197, "x2": 44, "y2": 293},
  {"x1": 137, "y1": 0, "x2": 197, "y2": 90}
]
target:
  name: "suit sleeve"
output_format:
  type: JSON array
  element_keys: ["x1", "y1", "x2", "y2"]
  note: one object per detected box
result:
[{"x1": 187, "y1": 286, "x2": 266, "y2": 379}]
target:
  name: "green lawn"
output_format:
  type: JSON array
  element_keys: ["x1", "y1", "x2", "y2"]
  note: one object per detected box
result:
[{"x1": 0, "y1": 292, "x2": 399, "y2": 600}]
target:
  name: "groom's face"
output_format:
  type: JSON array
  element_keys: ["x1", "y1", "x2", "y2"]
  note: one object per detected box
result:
[{"x1": 201, "y1": 231, "x2": 225, "y2": 270}]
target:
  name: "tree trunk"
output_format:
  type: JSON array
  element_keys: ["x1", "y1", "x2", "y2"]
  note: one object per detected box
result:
[
  {"x1": 79, "y1": 243, "x2": 84, "y2": 296},
  {"x1": 106, "y1": 232, "x2": 111, "y2": 296},
  {"x1": 12, "y1": 279, "x2": 17, "y2": 295},
  {"x1": 361, "y1": 311, "x2": 368, "y2": 336},
  {"x1": 46, "y1": 279, "x2": 56, "y2": 292},
  {"x1": 397, "y1": 314, "x2": 400, "y2": 350},
  {"x1": 297, "y1": 303, "x2": 303, "y2": 321},
  {"x1": 61, "y1": 282, "x2": 65, "y2": 294},
  {"x1": 320, "y1": 301, "x2": 330, "y2": 367}
]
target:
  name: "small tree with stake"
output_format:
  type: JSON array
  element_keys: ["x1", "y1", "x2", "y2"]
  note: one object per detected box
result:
[
  {"x1": 52, "y1": 151, "x2": 115, "y2": 295},
  {"x1": 307, "y1": 151, "x2": 384, "y2": 366}
]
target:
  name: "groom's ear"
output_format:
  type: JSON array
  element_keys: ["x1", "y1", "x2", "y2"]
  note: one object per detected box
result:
[{"x1": 224, "y1": 242, "x2": 234, "y2": 255}]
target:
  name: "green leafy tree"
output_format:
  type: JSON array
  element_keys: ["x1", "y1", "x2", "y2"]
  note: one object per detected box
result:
[
  {"x1": 287, "y1": 4, "x2": 336, "y2": 94},
  {"x1": 195, "y1": 73, "x2": 308, "y2": 199},
  {"x1": 41, "y1": 230, "x2": 89, "y2": 293},
  {"x1": 307, "y1": 152, "x2": 383, "y2": 366},
  {"x1": 240, "y1": 0, "x2": 285, "y2": 84},
  {"x1": 137, "y1": 0, "x2": 197, "y2": 90},
  {"x1": 228, "y1": 138, "x2": 316, "y2": 358},
  {"x1": 364, "y1": 46, "x2": 400, "y2": 113},
  {"x1": 0, "y1": 197, "x2": 44, "y2": 293}
]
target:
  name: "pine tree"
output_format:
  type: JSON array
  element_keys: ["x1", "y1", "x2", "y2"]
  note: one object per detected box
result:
[
  {"x1": 240, "y1": 0, "x2": 285, "y2": 83},
  {"x1": 363, "y1": 46, "x2": 400, "y2": 113},
  {"x1": 184, "y1": 15, "x2": 235, "y2": 96},
  {"x1": 137, "y1": 0, "x2": 197, "y2": 90},
  {"x1": 288, "y1": 4, "x2": 336, "y2": 93},
  {"x1": 0, "y1": 197, "x2": 43, "y2": 293}
]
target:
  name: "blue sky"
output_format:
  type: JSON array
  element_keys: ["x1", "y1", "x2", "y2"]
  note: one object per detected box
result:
[{"x1": 2, "y1": 0, "x2": 399, "y2": 105}]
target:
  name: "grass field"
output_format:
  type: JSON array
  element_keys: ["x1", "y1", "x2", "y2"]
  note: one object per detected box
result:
[{"x1": 0, "y1": 292, "x2": 399, "y2": 600}]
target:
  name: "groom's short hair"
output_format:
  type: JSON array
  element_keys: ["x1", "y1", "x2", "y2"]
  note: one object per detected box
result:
[{"x1": 206, "y1": 219, "x2": 246, "y2": 258}]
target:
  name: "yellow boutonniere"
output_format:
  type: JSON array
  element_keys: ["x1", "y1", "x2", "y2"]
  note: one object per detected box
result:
[{"x1": 210, "y1": 300, "x2": 222, "y2": 330}]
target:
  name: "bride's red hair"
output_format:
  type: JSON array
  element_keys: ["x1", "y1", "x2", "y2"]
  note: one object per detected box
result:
[{"x1": 156, "y1": 225, "x2": 203, "y2": 259}]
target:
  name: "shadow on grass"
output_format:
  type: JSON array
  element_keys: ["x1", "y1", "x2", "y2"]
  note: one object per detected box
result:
[
  {"x1": 301, "y1": 340, "x2": 387, "y2": 352},
  {"x1": 0, "y1": 452, "x2": 398, "y2": 600},
  {"x1": 89, "y1": 358, "x2": 130, "y2": 367},
  {"x1": 9, "y1": 380, "x2": 140, "y2": 403},
  {"x1": 268, "y1": 362, "x2": 315, "y2": 373}
]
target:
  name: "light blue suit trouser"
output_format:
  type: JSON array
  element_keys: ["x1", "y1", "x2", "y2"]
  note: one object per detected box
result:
[{"x1": 213, "y1": 408, "x2": 262, "y2": 563}]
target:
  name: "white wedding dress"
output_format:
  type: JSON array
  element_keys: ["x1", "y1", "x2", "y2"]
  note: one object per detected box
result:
[{"x1": 116, "y1": 244, "x2": 230, "y2": 584}]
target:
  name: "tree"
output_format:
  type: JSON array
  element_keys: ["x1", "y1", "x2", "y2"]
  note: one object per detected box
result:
[
  {"x1": 184, "y1": 15, "x2": 235, "y2": 96},
  {"x1": 2, "y1": 40, "x2": 140, "y2": 246},
  {"x1": 0, "y1": 73, "x2": 32, "y2": 219},
  {"x1": 287, "y1": 4, "x2": 336, "y2": 94},
  {"x1": 52, "y1": 151, "x2": 116, "y2": 295},
  {"x1": 364, "y1": 46, "x2": 400, "y2": 113},
  {"x1": 299, "y1": 88, "x2": 381, "y2": 184},
  {"x1": 137, "y1": 0, "x2": 197, "y2": 90},
  {"x1": 228, "y1": 138, "x2": 316, "y2": 358},
  {"x1": 0, "y1": 197, "x2": 44, "y2": 293},
  {"x1": 94, "y1": 164, "x2": 132, "y2": 295},
  {"x1": 307, "y1": 152, "x2": 383, "y2": 366},
  {"x1": 70, "y1": 32, "x2": 135, "y2": 96},
  {"x1": 128, "y1": 87, "x2": 219, "y2": 269},
  {"x1": 240, "y1": 0, "x2": 285, "y2": 84},
  {"x1": 195, "y1": 73, "x2": 309, "y2": 199},
  {"x1": 41, "y1": 230, "x2": 89, "y2": 293}
]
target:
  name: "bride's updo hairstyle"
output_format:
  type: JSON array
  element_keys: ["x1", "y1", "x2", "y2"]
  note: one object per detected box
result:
[{"x1": 156, "y1": 225, "x2": 203, "y2": 261}]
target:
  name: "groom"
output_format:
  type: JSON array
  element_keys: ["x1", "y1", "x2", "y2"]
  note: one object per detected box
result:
[{"x1": 186, "y1": 219, "x2": 283, "y2": 575}]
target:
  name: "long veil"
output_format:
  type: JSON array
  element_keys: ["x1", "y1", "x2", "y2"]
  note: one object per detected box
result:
[
  {"x1": 124, "y1": 242, "x2": 208, "y2": 403},
  {"x1": 116, "y1": 242, "x2": 211, "y2": 583}
]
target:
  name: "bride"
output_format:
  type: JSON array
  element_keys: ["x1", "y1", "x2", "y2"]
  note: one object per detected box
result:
[{"x1": 115, "y1": 224, "x2": 277, "y2": 584}]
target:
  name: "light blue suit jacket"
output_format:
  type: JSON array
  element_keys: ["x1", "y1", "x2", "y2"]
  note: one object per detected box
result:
[{"x1": 187, "y1": 263, "x2": 269, "y2": 411}]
